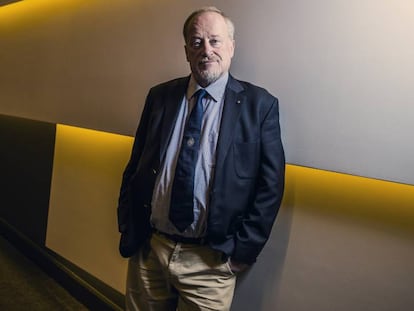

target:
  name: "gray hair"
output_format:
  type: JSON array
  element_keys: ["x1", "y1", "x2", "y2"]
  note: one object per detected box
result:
[{"x1": 182, "y1": 6, "x2": 235, "y2": 43}]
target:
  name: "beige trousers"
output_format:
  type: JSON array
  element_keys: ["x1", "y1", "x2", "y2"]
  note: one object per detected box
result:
[{"x1": 126, "y1": 232, "x2": 236, "y2": 311}]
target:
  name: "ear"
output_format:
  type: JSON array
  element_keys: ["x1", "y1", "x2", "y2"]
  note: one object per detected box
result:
[{"x1": 230, "y1": 40, "x2": 235, "y2": 58}]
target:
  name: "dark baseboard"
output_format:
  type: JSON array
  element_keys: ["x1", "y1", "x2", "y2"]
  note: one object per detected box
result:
[{"x1": 0, "y1": 218, "x2": 125, "y2": 311}]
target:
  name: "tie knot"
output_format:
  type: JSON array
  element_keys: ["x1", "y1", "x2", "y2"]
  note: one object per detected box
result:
[{"x1": 195, "y1": 89, "x2": 207, "y2": 101}]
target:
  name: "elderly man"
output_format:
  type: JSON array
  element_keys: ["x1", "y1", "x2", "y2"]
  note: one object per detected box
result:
[{"x1": 117, "y1": 6, "x2": 285, "y2": 311}]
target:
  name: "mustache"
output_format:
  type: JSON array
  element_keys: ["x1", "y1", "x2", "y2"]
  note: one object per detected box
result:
[{"x1": 199, "y1": 56, "x2": 221, "y2": 64}]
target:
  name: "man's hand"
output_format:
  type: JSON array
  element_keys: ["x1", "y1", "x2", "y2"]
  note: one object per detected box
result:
[{"x1": 228, "y1": 258, "x2": 250, "y2": 274}]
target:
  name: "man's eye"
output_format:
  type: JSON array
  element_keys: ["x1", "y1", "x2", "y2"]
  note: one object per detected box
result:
[
  {"x1": 210, "y1": 39, "x2": 221, "y2": 46},
  {"x1": 192, "y1": 39, "x2": 202, "y2": 48}
]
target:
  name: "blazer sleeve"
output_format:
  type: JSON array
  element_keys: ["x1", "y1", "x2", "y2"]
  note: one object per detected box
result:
[
  {"x1": 117, "y1": 89, "x2": 154, "y2": 234},
  {"x1": 232, "y1": 97, "x2": 285, "y2": 264}
]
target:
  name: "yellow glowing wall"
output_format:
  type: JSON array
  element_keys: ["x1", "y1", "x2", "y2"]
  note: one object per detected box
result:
[
  {"x1": 46, "y1": 124, "x2": 414, "y2": 297},
  {"x1": 288, "y1": 165, "x2": 414, "y2": 236},
  {"x1": 46, "y1": 124, "x2": 133, "y2": 293}
]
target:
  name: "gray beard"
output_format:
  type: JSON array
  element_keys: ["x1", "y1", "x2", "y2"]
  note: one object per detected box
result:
[{"x1": 196, "y1": 70, "x2": 221, "y2": 86}]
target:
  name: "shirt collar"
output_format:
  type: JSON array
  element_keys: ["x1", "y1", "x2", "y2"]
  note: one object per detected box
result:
[{"x1": 187, "y1": 72, "x2": 229, "y2": 102}]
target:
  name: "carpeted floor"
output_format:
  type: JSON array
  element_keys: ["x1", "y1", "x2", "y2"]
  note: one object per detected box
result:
[{"x1": 0, "y1": 235, "x2": 88, "y2": 310}]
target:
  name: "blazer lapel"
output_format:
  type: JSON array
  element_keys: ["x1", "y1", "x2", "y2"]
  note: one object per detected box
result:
[
  {"x1": 215, "y1": 75, "x2": 245, "y2": 172},
  {"x1": 159, "y1": 77, "x2": 190, "y2": 162}
]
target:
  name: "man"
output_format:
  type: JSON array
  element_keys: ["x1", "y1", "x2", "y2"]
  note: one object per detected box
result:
[{"x1": 117, "y1": 6, "x2": 285, "y2": 311}]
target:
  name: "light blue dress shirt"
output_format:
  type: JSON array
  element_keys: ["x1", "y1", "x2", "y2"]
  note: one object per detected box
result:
[{"x1": 151, "y1": 73, "x2": 228, "y2": 237}]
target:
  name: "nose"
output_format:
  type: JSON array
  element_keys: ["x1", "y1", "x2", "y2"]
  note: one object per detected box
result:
[{"x1": 201, "y1": 41, "x2": 213, "y2": 56}]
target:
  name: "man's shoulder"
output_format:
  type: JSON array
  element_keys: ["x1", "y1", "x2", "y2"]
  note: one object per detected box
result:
[
  {"x1": 230, "y1": 75, "x2": 277, "y2": 100},
  {"x1": 150, "y1": 76, "x2": 190, "y2": 94}
]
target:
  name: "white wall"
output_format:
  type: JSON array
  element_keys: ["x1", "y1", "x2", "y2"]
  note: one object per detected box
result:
[
  {"x1": 1, "y1": 0, "x2": 413, "y2": 184},
  {"x1": 225, "y1": 0, "x2": 414, "y2": 186}
]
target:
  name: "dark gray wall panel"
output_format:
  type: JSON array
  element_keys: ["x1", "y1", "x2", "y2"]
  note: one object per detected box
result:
[{"x1": 0, "y1": 114, "x2": 56, "y2": 245}]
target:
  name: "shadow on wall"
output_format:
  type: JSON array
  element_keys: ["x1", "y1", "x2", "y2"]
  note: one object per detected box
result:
[
  {"x1": 231, "y1": 172, "x2": 296, "y2": 311},
  {"x1": 0, "y1": 0, "x2": 23, "y2": 7}
]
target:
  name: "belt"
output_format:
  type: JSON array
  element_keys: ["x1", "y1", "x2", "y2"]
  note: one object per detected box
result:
[{"x1": 152, "y1": 228, "x2": 208, "y2": 245}]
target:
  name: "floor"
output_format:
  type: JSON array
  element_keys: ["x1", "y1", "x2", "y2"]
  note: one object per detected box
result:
[{"x1": 0, "y1": 235, "x2": 88, "y2": 311}]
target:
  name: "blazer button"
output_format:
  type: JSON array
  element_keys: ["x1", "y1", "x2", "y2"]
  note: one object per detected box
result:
[
  {"x1": 152, "y1": 168, "x2": 157, "y2": 175},
  {"x1": 143, "y1": 204, "x2": 150, "y2": 208}
]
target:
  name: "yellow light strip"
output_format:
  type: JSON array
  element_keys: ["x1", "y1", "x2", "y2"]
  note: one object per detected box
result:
[
  {"x1": 52, "y1": 124, "x2": 413, "y2": 235},
  {"x1": 0, "y1": 0, "x2": 97, "y2": 26},
  {"x1": 287, "y1": 164, "x2": 414, "y2": 235}
]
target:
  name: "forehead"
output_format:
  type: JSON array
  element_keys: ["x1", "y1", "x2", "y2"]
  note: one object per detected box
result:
[{"x1": 188, "y1": 12, "x2": 228, "y2": 36}]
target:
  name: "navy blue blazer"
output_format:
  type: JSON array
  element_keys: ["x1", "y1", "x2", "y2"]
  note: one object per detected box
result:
[{"x1": 117, "y1": 74, "x2": 285, "y2": 264}]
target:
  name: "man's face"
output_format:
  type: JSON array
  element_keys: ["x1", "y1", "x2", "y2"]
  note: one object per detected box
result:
[{"x1": 185, "y1": 12, "x2": 235, "y2": 87}]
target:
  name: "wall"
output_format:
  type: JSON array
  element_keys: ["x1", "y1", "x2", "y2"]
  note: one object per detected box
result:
[
  {"x1": 233, "y1": 166, "x2": 414, "y2": 311},
  {"x1": 1, "y1": 117, "x2": 413, "y2": 310},
  {"x1": 46, "y1": 125, "x2": 132, "y2": 293},
  {"x1": 0, "y1": 114, "x2": 55, "y2": 245},
  {"x1": 1, "y1": 0, "x2": 413, "y2": 184},
  {"x1": 49, "y1": 125, "x2": 414, "y2": 310},
  {"x1": 1, "y1": 0, "x2": 414, "y2": 310}
]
